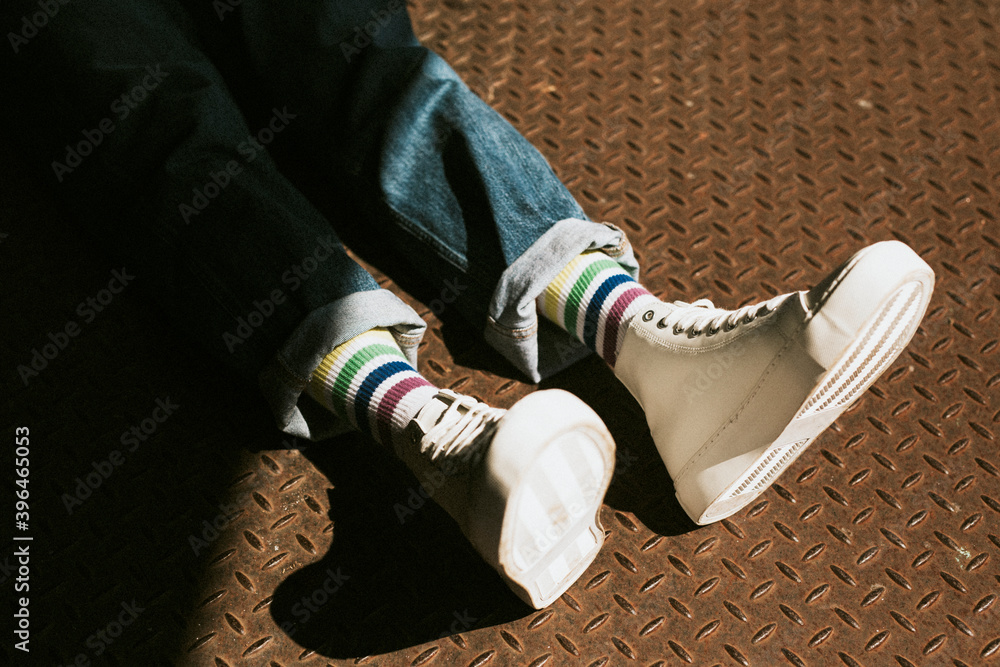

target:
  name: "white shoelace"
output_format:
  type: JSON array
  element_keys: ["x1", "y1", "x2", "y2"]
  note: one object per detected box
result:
[
  {"x1": 657, "y1": 295, "x2": 787, "y2": 336},
  {"x1": 420, "y1": 391, "x2": 506, "y2": 465}
]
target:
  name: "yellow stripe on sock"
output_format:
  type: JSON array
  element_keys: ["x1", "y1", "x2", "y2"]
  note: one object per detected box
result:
[
  {"x1": 544, "y1": 252, "x2": 600, "y2": 322},
  {"x1": 309, "y1": 327, "x2": 397, "y2": 392},
  {"x1": 324, "y1": 329, "x2": 394, "y2": 371}
]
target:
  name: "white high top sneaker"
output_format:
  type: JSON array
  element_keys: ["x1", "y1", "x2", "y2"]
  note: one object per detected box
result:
[
  {"x1": 397, "y1": 388, "x2": 615, "y2": 608},
  {"x1": 614, "y1": 241, "x2": 935, "y2": 525}
]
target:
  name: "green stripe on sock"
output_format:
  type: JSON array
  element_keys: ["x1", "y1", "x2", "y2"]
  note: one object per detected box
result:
[
  {"x1": 330, "y1": 343, "x2": 406, "y2": 419},
  {"x1": 563, "y1": 258, "x2": 621, "y2": 333}
]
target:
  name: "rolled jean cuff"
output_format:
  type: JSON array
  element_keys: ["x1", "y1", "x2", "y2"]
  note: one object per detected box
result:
[
  {"x1": 484, "y1": 217, "x2": 641, "y2": 382},
  {"x1": 258, "y1": 288, "x2": 427, "y2": 440}
]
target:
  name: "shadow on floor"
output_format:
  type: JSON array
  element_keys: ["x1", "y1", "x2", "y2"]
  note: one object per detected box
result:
[{"x1": 268, "y1": 434, "x2": 530, "y2": 658}]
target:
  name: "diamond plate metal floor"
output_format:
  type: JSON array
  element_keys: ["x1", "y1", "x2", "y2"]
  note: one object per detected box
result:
[{"x1": 2, "y1": 0, "x2": 999, "y2": 665}]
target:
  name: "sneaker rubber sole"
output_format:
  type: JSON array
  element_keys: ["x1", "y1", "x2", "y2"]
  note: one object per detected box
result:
[
  {"x1": 468, "y1": 389, "x2": 615, "y2": 608},
  {"x1": 677, "y1": 242, "x2": 934, "y2": 524}
]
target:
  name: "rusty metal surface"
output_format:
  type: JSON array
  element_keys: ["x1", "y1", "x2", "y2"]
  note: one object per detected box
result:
[{"x1": 2, "y1": 0, "x2": 999, "y2": 665}]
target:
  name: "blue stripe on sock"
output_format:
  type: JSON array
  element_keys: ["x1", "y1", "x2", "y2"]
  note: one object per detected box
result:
[
  {"x1": 354, "y1": 360, "x2": 411, "y2": 436},
  {"x1": 583, "y1": 273, "x2": 633, "y2": 350}
]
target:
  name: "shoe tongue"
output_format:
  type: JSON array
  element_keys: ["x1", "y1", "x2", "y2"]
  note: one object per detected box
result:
[
  {"x1": 413, "y1": 392, "x2": 456, "y2": 434},
  {"x1": 669, "y1": 298, "x2": 715, "y2": 310},
  {"x1": 410, "y1": 391, "x2": 505, "y2": 465}
]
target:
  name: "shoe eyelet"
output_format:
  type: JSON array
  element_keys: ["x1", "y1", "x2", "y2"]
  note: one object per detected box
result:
[
  {"x1": 688, "y1": 329, "x2": 702, "y2": 338},
  {"x1": 642, "y1": 310, "x2": 655, "y2": 322},
  {"x1": 672, "y1": 324, "x2": 686, "y2": 336},
  {"x1": 722, "y1": 320, "x2": 738, "y2": 332},
  {"x1": 706, "y1": 325, "x2": 720, "y2": 337},
  {"x1": 743, "y1": 313, "x2": 756, "y2": 324},
  {"x1": 656, "y1": 317, "x2": 669, "y2": 329}
]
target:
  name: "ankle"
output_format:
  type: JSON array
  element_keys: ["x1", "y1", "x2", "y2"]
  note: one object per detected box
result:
[
  {"x1": 307, "y1": 328, "x2": 438, "y2": 448},
  {"x1": 405, "y1": 389, "x2": 505, "y2": 466},
  {"x1": 537, "y1": 250, "x2": 658, "y2": 366}
]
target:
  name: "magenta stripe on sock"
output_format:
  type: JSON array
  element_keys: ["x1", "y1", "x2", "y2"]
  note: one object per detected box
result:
[
  {"x1": 376, "y1": 375, "x2": 435, "y2": 445},
  {"x1": 603, "y1": 287, "x2": 651, "y2": 366}
]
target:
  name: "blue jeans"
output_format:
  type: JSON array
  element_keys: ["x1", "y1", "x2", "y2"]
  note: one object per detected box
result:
[{"x1": 1, "y1": 0, "x2": 642, "y2": 438}]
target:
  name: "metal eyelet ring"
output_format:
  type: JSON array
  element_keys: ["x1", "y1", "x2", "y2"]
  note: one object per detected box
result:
[
  {"x1": 656, "y1": 317, "x2": 669, "y2": 329},
  {"x1": 688, "y1": 329, "x2": 702, "y2": 338},
  {"x1": 642, "y1": 310, "x2": 655, "y2": 322},
  {"x1": 723, "y1": 320, "x2": 738, "y2": 332},
  {"x1": 673, "y1": 324, "x2": 686, "y2": 336},
  {"x1": 706, "y1": 325, "x2": 720, "y2": 337}
]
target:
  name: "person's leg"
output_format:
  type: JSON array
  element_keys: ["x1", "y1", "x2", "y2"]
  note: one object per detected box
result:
[
  {"x1": 211, "y1": 0, "x2": 621, "y2": 606},
  {"x1": 1, "y1": 0, "x2": 620, "y2": 607},
  {"x1": 218, "y1": 0, "x2": 640, "y2": 383},
  {"x1": 538, "y1": 250, "x2": 661, "y2": 367},
  {"x1": 0, "y1": 0, "x2": 433, "y2": 442},
  {"x1": 1, "y1": 0, "x2": 614, "y2": 609}
]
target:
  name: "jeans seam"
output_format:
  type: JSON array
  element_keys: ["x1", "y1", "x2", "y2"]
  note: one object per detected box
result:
[
  {"x1": 384, "y1": 202, "x2": 501, "y2": 311},
  {"x1": 395, "y1": 331, "x2": 423, "y2": 346},
  {"x1": 487, "y1": 315, "x2": 537, "y2": 340},
  {"x1": 393, "y1": 328, "x2": 424, "y2": 354},
  {"x1": 386, "y1": 202, "x2": 468, "y2": 273},
  {"x1": 275, "y1": 351, "x2": 310, "y2": 389},
  {"x1": 600, "y1": 222, "x2": 629, "y2": 258}
]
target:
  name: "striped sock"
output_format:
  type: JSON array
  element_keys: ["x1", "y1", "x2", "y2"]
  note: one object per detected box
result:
[
  {"x1": 538, "y1": 250, "x2": 659, "y2": 367},
  {"x1": 308, "y1": 328, "x2": 439, "y2": 448}
]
